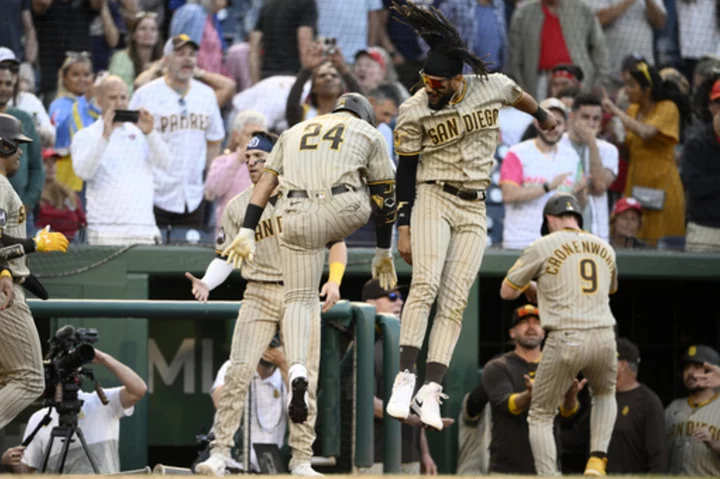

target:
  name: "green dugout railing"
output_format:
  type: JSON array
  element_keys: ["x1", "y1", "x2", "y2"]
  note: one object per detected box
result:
[{"x1": 26, "y1": 299, "x2": 401, "y2": 472}]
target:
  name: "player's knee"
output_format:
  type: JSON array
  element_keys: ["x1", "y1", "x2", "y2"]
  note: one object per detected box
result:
[
  {"x1": 408, "y1": 279, "x2": 441, "y2": 303},
  {"x1": 435, "y1": 303, "x2": 467, "y2": 325},
  {"x1": 17, "y1": 372, "x2": 45, "y2": 403},
  {"x1": 527, "y1": 405, "x2": 556, "y2": 423},
  {"x1": 284, "y1": 289, "x2": 316, "y2": 304},
  {"x1": 226, "y1": 361, "x2": 254, "y2": 384}
]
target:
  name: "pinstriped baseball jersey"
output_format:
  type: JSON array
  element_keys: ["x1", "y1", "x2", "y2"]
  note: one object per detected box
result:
[
  {"x1": 0, "y1": 175, "x2": 29, "y2": 278},
  {"x1": 265, "y1": 112, "x2": 395, "y2": 191},
  {"x1": 215, "y1": 187, "x2": 282, "y2": 283},
  {"x1": 393, "y1": 74, "x2": 523, "y2": 190},
  {"x1": 504, "y1": 229, "x2": 618, "y2": 331},
  {"x1": 665, "y1": 394, "x2": 720, "y2": 475}
]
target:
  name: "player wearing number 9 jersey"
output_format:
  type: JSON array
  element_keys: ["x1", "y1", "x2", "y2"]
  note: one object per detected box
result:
[{"x1": 500, "y1": 194, "x2": 619, "y2": 477}]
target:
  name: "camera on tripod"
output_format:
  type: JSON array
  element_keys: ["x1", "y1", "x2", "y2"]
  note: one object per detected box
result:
[
  {"x1": 45, "y1": 326, "x2": 99, "y2": 388},
  {"x1": 23, "y1": 325, "x2": 108, "y2": 474}
]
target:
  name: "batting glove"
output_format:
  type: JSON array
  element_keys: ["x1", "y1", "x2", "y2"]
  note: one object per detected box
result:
[
  {"x1": 372, "y1": 248, "x2": 397, "y2": 291},
  {"x1": 34, "y1": 227, "x2": 69, "y2": 253},
  {"x1": 222, "y1": 227, "x2": 256, "y2": 269}
]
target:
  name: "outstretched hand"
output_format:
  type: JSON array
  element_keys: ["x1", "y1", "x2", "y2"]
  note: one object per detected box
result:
[{"x1": 185, "y1": 272, "x2": 210, "y2": 302}]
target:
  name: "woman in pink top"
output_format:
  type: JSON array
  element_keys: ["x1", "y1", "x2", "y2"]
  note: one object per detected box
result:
[{"x1": 205, "y1": 110, "x2": 267, "y2": 232}]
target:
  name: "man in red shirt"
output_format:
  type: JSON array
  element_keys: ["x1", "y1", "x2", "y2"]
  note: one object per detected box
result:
[{"x1": 509, "y1": 0, "x2": 609, "y2": 101}]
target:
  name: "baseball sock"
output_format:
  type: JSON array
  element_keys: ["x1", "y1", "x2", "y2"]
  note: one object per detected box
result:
[
  {"x1": 589, "y1": 451, "x2": 608, "y2": 460},
  {"x1": 425, "y1": 362, "x2": 447, "y2": 384},
  {"x1": 399, "y1": 346, "x2": 420, "y2": 372}
]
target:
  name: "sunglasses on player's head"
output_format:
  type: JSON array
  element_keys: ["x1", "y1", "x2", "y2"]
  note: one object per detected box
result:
[{"x1": 419, "y1": 70, "x2": 448, "y2": 90}]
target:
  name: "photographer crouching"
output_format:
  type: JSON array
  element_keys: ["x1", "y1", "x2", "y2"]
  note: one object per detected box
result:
[{"x1": 1, "y1": 338, "x2": 147, "y2": 474}]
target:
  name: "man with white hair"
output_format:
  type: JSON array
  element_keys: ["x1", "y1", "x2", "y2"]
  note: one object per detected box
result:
[
  {"x1": 205, "y1": 110, "x2": 267, "y2": 230},
  {"x1": 129, "y1": 34, "x2": 225, "y2": 229},
  {"x1": 71, "y1": 75, "x2": 171, "y2": 245}
]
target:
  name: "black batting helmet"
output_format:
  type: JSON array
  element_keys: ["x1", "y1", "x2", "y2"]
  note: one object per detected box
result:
[
  {"x1": 540, "y1": 194, "x2": 583, "y2": 236},
  {"x1": 332, "y1": 93, "x2": 376, "y2": 127},
  {"x1": 0, "y1": 113, "x2": 31, "y2": 157}
]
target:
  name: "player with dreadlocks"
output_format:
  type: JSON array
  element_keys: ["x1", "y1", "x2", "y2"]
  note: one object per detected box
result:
[{"x1": 386, "y1": 1, "x2": 558, "y2": 431}]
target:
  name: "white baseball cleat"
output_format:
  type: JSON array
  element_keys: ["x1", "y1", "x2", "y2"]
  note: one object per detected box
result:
[
  {"x1": 291, "y1": 462, "x2": 324, "y2": 476},
  {"x1": 386, "y1": 370, "x2": 417, "y2": 420},
  {"x1": 411, "y1": 382, "x2": 448, "y2": 431},
  {"x1": 288, "y1": 364, "x2": 310, "y2": 423},
  {"x1": 195, "y1": 454, "x2": 229, "y2": 476}
]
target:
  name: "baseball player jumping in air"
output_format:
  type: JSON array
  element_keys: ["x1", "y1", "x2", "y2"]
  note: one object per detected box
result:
[
  {"x1": 0, "y1": 114, "x2": 69, "y2": 431},
  {"x1": 500, "y1": 194, "x2": 619, "y2": 476},
  {"x1": 191, "y1": 132, "x2": 346, "y2": 476},
  {"x1": 222, "y1": 93, "x2": 398, "y2": 429},
  {"x1": 386, "y1": 1, "x2": 557, "y2": 431}
]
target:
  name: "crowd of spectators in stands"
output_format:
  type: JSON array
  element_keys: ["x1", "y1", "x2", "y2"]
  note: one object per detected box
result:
[{"x1": 0, "y1": 0, "x2": 719, "y2": 251}]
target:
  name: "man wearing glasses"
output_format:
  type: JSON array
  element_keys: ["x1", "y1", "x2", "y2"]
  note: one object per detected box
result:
[{"x1": 386, "y1": 2, "x2": 556, "y2": 430}]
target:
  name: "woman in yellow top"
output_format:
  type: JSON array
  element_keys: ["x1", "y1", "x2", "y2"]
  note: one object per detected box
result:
[{"x1": 601, "y1": 60, "x2": 691, "y2": 246}]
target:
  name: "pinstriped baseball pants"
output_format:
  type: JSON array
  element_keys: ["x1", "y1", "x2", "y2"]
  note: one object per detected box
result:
[
  {"x1": 278, "y1": 190, "x2": 371, "y2": 370},
  {"x1": 528, "y1": 327, "x2": 618, "y2": 475},
  {"x1": 0, "y1": 285, "x2": 44, "y2": 430},
  {"x1": 209, "y1": 282, "x2": 320, "y2": 469},
  {"x1": 400, "y1": 183, "x2": 487, "y2": 367}
]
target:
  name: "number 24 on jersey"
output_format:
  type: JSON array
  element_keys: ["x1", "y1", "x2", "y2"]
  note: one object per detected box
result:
[{"x1": 299, "y1": 123, "x2": 346, "y2": 151}]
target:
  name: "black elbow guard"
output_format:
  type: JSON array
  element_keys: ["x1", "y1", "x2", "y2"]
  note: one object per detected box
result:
[{"x1": 369, "y1": 181, "x2": 397, "y2": 226}]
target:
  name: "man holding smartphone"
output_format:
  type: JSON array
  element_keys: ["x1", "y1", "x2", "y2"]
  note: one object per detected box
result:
[{"x1": 71, "y1": 75, "x2": 172, "y2": 245}]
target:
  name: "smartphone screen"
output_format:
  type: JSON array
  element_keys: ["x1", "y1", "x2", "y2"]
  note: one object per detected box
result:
[{"x1": 113, "y1": 109, "x2": 140, "y2": 123}]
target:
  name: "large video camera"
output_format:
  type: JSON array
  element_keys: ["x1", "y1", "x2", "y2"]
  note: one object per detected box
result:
[
  {"x1": 41, "y1": 325, "x2": 108, "y2": 420},
  {"x1": 23, "y1": 326, "x2": 108, "y2": 473}
]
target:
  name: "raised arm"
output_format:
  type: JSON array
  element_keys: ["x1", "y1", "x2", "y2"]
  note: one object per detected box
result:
[{"x1": 93, "y1": 349, "x2": 148, "y2": 409}]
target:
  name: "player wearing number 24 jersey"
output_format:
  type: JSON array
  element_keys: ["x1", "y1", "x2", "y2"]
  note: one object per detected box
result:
[
  {"x1": 501, "y1": 194, "x2": 618, "y2": 476},
  {"x1": 221, "y1": 93, "x2": 397, "y2": 439}
]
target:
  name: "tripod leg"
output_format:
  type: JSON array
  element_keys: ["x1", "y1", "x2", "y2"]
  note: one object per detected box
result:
[
  {"x1": 40, "y1": 430, "x2": 58, "y2": 473},
  {"x1": 55, "y1": 427, "x2": 75, "y2": 474},
  {"x1": 75, "y1": 427, "x2": 101, "y2": 474}
]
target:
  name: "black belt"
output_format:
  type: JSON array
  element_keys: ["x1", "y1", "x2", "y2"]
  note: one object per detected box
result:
[
  {"x1": 425, "y1": 181, "x2": 486, "y2": 201},
  {"x1": 251, "y1": 280, "x2": 284, "y2": 286},
  {"x1": 287, "y1": 185, "x2": 350, "y2": 198}
]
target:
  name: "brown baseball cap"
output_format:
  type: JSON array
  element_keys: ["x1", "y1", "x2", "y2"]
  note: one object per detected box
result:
[
  {"x1": 617, "y1": 338, "x2": 640, "y2": 364},
  {"x1": 511, "y1": 304, "x2": 540, "y2": 327}
]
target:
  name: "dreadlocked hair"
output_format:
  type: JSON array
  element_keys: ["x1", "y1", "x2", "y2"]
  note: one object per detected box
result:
[{"x1": 390, "y1": 1, "x2": 491, "y2": 78}]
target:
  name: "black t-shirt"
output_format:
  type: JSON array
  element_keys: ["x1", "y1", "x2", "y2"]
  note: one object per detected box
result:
[
  {"x1": 0, "y1": 0, "x2": 29, "y2": 61},
  {"x1": 483, "y1": 351, "x2": 562, "y2": 474},
  {"x1": 373, "y1": 340, "x2": 420, "y2": 464},
  {"x1": 607, "y1": 384, "x2": 668, "y2": 474},
  {"x1": 33, "y1": 0, "x2": 96, "y2": 96},
  {"x1": 255, "y1": 0, "x2": 317, "y2": 79}
]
